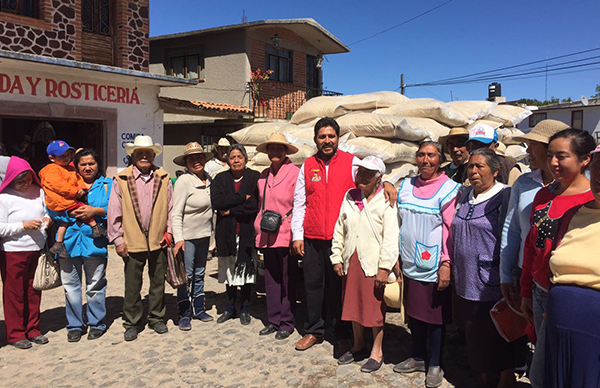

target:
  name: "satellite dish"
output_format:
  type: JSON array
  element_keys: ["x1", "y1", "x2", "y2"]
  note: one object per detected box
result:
[{"x1": 581, "y1": 95, "x2": 589, "y2": 106}]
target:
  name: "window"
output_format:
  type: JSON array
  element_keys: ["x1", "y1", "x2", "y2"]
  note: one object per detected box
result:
[
  {"x1": 170, "y1": 55, "x2": 201, "y2": 79},
  {"x1": 571, "y1": 110, "x2": 583, "y2": 130},
  {"x1": 82, "y1": 0, "x2": 111, "y2": 36},
  {"x1": 166, "y1": 45, "x2": 204, "y2": 80},
  {"x1": 265, "y1": 46, "x2": 293, "y2": 83},
  {"x1": 529, "y1": 112, "x2": 547, "y2": 128},
  {"x1": 1, "y1": 0, "x2": 38, "y2": 18}
]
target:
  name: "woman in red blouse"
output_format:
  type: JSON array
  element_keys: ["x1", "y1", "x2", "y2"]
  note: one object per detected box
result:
[{"x1": 519, "y1": 128, "x2": 595, "y2": 388}]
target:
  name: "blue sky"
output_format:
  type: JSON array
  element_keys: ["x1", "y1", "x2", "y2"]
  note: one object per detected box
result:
[{"x1": 150, "y1": 0, "x2": 600, "y2": 102}]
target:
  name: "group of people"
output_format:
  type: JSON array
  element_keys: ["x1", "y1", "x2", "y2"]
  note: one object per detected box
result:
[{"x1": 0, "y1": 116, "x2": 598, "y2": 388}]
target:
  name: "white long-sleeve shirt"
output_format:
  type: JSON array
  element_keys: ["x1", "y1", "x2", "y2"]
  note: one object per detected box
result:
[{"x1": 0, "y1": 186, "x2": 48, "y2": 252}]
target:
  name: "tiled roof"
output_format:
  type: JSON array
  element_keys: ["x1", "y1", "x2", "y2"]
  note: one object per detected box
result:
[{"x1": 159, "y1": 96, "x2": 252, "y2": 114}]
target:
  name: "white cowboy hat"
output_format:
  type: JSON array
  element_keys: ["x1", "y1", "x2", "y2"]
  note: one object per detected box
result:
[
  {"x1": 124, "y1": 135, "x2": 162, "y2": 156},
  {"x1": 173, "y1": 142, "x2": 213, "y2": 166}
]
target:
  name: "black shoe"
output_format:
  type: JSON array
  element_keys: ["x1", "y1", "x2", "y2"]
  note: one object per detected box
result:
[
  {"x1": 30, "y1": 334, "x2": 49, "y2": 344},
  {"x1": 67, "y1": 330, "x2": 82, "y2": 342},
  {"x1": 338, "y1": 348, "x2": 368, "y2": 365},
  {"x1": 275, "y1": 329, "x2": 293, "y2": 340},
  {"x1": 91, "y1": 224, "x2": 107, "y2": 238},
  {"x1": 49, "y1": 242, "x2": 70, "y2": 259},
  {"x1": 9, "y1": 339, "x2": 32, "y2": 349},
  {"x1": 217, "y1": 310, "x2": 235, "y2": 324},
  {"x1": 124, "y1": 327, "x2": 138, "y2": 341},
  {"x1": 361, "y1": 357, "x2": 384, "y2": 373},
  {"x1": 87, "y1": 328, "x2": 104, "y2": 340},
  {"x1": 259, "y1": 324, "x2": 277, "y2": 336},
  {"x1": 239, "y1": 311, "x2": 251, "y2": 326},
  {"x1": 149, "y1": 321, "x2": 168, "y2": 334}
]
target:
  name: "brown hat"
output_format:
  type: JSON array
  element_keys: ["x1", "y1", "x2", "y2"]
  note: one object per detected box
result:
[
  {"x1": 512, "y1": 119, "x2": 570, "y2": 145},
  {"x1": 173, "y1": 142, "x2": 213, "y2": 166},
  {"x1": 256, "y1": 133, "x2": 299, "y2": 155},
  {"x1": 438, "y1": 127, "x2": 469, "y2": 149}
]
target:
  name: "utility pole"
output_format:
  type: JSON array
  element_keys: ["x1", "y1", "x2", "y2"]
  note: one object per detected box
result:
[{"x1": 400, "y1": 74, "x2": 405, "y2": 95}]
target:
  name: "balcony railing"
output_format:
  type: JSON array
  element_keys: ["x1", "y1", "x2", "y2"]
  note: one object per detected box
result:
[{"x1": 248, "y1": 81, "x2": 342, "y2": 120}]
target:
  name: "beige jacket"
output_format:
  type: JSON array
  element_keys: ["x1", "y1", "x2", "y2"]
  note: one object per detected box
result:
[{"x1": 330, "y1": 188, "x2": 399, "y2": 277}]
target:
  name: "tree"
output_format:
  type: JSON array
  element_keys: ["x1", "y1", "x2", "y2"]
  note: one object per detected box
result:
[{"x1": 592, "y1": 84, "x2": 600, "y2": 98}]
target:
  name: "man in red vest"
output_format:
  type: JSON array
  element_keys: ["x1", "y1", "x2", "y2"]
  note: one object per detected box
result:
[{"x1": 292, "y1": 117, "x2": 397, "y2": 353}]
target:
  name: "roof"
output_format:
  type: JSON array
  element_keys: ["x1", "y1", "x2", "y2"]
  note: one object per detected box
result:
[
  {"x1": 0, "y1": 50, "x2": 197, "y2": 86},
  {"x1": 527, "y1": 98, "x2": 600, "y2": 111},
  {"x1": 159, "y1": 96, "x2": 253, "y2": 117},
  {"x1": 151, "y1": 18, "x2": 349, "y2": 55}
]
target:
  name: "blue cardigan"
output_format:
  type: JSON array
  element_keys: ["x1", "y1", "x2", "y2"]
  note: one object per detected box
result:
[{"x1": 60, "y1": 176, "x2": 112, "y2": 259}]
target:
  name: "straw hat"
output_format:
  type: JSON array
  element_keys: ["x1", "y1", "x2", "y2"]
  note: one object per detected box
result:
[
  {"x1": 124, "y1": 135, "x2": 162, "y2": 156},
  {"x1": 213, "y1": 137, "x2": 231, "y2": 149},
  {"x1": 256, "y1": 133, "x2": 299, "y2": 155},
  {"x1": 439, "y1": 127, "x2": 469, "y2": 149},
  {"x1": 512, "y1": 119, "x2": 570, "y2": 145},
  {"x1": 383, "y1": 281, "x2": 402, "y2": 309},
  {"x1": 173, "y1": 142, "x2": 213, "y2": 166}
]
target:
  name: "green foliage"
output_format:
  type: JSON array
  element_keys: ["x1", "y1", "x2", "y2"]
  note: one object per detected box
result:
[{"x1": 593, "y1": 84, "x2": 600, "y2": 98}]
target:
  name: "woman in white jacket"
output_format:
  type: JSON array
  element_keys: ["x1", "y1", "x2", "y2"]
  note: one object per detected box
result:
[{"x1": 331, "y1": 156, "x2": 399, "y2": 373}]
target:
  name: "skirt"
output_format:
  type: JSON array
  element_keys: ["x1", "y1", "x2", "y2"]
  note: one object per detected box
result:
[
  {"x1": 458, "y1": 297, "x2": 515, "y2": 373},
  {"x1": 545, "y1": 284, "x2": 600, "y2": 388},
  {"x1": 341, "y1": 250, "x2": 385, "y2": 328},
  {"x1": 404, "y1": 276, "x2": 452, "y2": 325}
]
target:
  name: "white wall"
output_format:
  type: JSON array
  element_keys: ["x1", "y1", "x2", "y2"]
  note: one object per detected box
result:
[{"x1": 517, "y1": 106, "x2": 600, "y2": 136}]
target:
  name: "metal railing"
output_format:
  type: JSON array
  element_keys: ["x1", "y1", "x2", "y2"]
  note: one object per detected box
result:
[{"x1": 248, "y1": 81, "x2": 342, "y2": 120}]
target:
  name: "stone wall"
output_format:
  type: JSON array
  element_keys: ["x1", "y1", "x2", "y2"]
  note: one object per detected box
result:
[{"x1": 115, "y1": 0, "x2": 149, "y2": 71}]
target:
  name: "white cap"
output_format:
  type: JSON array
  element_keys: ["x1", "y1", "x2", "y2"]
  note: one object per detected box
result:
[{"x1": 352, "y1": 155, "x2": 385, "y2": 175}]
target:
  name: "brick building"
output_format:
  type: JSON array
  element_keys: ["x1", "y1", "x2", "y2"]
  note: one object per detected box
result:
[
  {"x1": 149, "y1": 18, "x2": 349, "y2": 174},
  {"x1": 0, "y1": 0, "x2": 193, "y2": 174}
]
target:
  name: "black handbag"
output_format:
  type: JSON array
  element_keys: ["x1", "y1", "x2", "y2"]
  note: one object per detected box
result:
[{"x1": 259, "y1": 174, "x2": 292, "y2": 233}]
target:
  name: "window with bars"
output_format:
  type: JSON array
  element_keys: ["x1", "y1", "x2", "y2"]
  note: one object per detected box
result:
[
  {"x1": 265, "y1": 46, "x2": 293, "y2": 83},
  {"x1": 82, "y1": 0, "x2": 111, "y2": 36},
  {"x1": 0, "y1": 0, "x2": 38, "y2": 18}
]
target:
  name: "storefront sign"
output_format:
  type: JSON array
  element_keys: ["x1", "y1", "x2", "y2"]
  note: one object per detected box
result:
[{"x1": 0, "y1": 73, "x2": 140, "y2": 105}]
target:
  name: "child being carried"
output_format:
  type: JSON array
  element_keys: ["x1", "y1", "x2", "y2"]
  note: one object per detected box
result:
[{"x1": 39, "y1": 140, "x2": 106, "y2": 258}]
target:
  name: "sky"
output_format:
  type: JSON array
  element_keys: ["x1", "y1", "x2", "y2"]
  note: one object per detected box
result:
[{"x1": 149, "y1": 0, "x2": 600, "y2": 103}]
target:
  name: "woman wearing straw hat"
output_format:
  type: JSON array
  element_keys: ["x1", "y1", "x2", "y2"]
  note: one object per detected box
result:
[
  {"x1": 205, "y1": 138, "x2": 231, "y2": 179},
  {"x1": 172, "y1": 142, "x2": 215, "y2": 331},
  {"x1": 331, "y1": 155, "x2": 399, "y2": 373},
  {"x1": 253, "y1": 133, "x2": 301, "y2": 340}
]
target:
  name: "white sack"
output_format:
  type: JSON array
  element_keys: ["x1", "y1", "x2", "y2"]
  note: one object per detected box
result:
[
  {"x1": 339, "y1": 137, "x2": 418, "y2": 164},
  {"x1": 497, "y1": 126, "x2": 526, "y2": 145},
  {"x1": 229, "y1": 122, "x2": 285, "y2": 145},
  {"x1": 447, "y1": 101, "x2": 496, "y2": 123},
  {"x1": 337, "y1": 112, "x2": 430, "y2": 141},
  {"x1": 486, "y1": 105, "x2": 532, "y2": 127},
  {"x1": 375, "y1": 98, "x2": 469, "y2": 127},
  {"x1": 383, "y1": 162, "x2": 419, "y2": 185}
]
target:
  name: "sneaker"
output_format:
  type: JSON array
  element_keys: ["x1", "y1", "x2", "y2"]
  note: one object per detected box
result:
[
  {"x1": 124, "y1": 327, "x2": 138, "y2": 341},
  {"x1": 9, "y1": 339, "x2": 32, "y2": 349},
  {"x1": 91, "y1": 224, "x2": 107, "y2": 238},
  {"x1": 30, "y1": 334, "x2": 49, "y2": 344},
  {"x1": 149, "y1": 321, "x2": 168, "y2": 334},
  {"x1": 49, "y1": 242, "x2": 70, "y2": 259},
  {"x1": 178, "y1": 317, "x2": 191, "y2": 331},
  {"x1": 67, "y1": 330, "x2": 82, "y2": 342},
  {"x1": 425, "y1": 366, "x2": 444, "y2": 388},
  {"x1": 393, "y1": 357, "x2": 426, "y2": 374}
]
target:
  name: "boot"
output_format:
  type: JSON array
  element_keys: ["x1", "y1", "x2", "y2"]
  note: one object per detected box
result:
[
  {"x1": 178, "y1": 299, "x2": 192, "y2": 330},
  {"x1": 193, "y1": 296, "x2": 213, "y2": 322}
]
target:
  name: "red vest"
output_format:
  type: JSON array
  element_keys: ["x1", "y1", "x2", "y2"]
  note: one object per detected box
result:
[{"x1": 303, "y1": 150, "x2": 355, "y2": 240}]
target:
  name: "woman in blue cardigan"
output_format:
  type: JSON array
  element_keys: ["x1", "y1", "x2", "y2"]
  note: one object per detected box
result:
[{"x1": 58, "y1": 149, "x2": 112, "y2": 342}]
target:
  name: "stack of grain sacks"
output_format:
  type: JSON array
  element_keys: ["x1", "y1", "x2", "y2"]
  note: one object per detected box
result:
[{"x1": 229, "y1": 91, "x2": 531, "y2": 185}]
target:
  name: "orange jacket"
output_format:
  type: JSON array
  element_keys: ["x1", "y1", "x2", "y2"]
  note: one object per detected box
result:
[{"x1": 39, "y1": 163, "x2": 87, "y2": 212}]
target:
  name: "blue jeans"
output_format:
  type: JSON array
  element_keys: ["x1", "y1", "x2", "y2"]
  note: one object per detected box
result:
[
  {"x1": 177, "y1": 237, "x2": 209, "y2": 317},
  {"x1": 59, "y1": 256, "x2": 107, "y2": 332},
  {"x1": 530, "y1": 282, "x2": 548, "y2": 388}
]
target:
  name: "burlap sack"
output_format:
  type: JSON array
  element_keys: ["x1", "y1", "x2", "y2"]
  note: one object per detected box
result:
[
  {"x1": 337, "y1": 112, "x2": 430, "y2": 141},
  {"x1": 229, "y1": 122, "x2": 285, "y2": 145},
  {"x1": 338, "y1": 91, "x2": 409, "y2": 110},
  {"x1": 384, "y1": 162, "x2": 419, "y2": 185},
  {"x1": 466, "y1": 119, "x2": 503, "y2": 131},
  {"x1": 497, "y1": 126, "x2": 526, "y2": 145},
  {"x1": 340, "y1": 137, "x2": 418, "y2": 164},
  {"x1": 399, "y1": 117, "x2": 451, "y2": 141},
  {"x1": 375, "y1": 98, "x2": 469, "y2": 127},
  {"x1": 447, "y1": 101, "x2": 496, "y2": 123},
  {"x1": 289, "y1": 96, "x2": 348, "y2": 124},
  {"x1": 486, "y1": 105, "x2": 532, "y2": 127}
]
